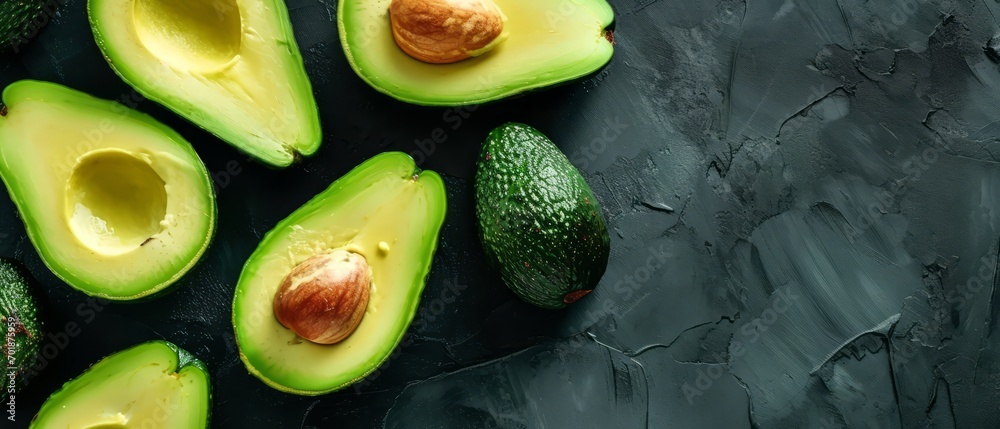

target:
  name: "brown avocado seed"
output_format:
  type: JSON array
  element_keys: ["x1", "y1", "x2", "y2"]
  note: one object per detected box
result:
[
  {"x1": 389, "y1": 0, "x2": 509, "y2": 64},
  {"x1": 273, "y1": 249, "x2": 372, "y2": 344}
]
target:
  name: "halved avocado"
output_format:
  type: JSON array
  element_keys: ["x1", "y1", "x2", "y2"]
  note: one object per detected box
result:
[
  {"x1": 233, "y1": 152, "x2": 447, "y2": 395},
  {"x1": 30, "y1": 340, "x2": 211, "y2": 428},
  {"x1": 0, "y1": 80, "x2": 216, "y2": 300},
  {"x1": 338, "y1": 0, "x2": 615, "y2": 105},
  {"x1": 88, "y1": 0, "x2": 322, "y2": 168}
]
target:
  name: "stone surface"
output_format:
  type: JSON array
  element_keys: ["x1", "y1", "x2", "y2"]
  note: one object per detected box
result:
[{"x1": 2, "y1": 0, "x2": 999, "y2": 427}]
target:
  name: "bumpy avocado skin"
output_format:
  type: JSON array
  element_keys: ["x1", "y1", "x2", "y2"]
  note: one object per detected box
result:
[
  {"x1": 0, "y1": 0, "x2": 55, "y2": 51},
  {"x1": 0, "y1": 258, "x2": 45, "y2": 400},
  {"x1": 475, "y1": 123, "x2": 611, "y2": 309}
]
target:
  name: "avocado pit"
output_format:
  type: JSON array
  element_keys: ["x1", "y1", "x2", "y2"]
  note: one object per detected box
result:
[
  {"x1": 273, "y1": 249, "x2": 372, "y2": 345},
  {"x1": 389, "y1": 0, "x2": 509, "y2": 64}
]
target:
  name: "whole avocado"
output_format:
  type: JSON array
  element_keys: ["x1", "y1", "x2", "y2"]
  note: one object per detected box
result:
[
  {"x1": 1, "y1": 258, "x2": 45, "y2": 399},
  {"x1": 0, "y1": 0, "x2": 55, "y2": 52},
  {"x1": 475, "y1": 123, "x2": 611, "y2": 309}
]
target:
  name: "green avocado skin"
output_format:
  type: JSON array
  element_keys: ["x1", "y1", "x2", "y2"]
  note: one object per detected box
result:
[
  {"x1": 475, "y1": 123, "x2": 611, "y2": 309},
  {"x1": 0, "y1": 258, "x2": 44, "y2": 400},
  {"x1": 0, "y1": 0, "x2": 50, "y2": 49}
]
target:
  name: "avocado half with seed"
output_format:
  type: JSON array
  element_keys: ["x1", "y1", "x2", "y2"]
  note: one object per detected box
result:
[
  {"x1": 31, "y1": 341, "x2": 211, "y2": 428},
  {"x1": 0, "y1": 80, "x2": 216, "y2": 300},
  {"x1": 338, "y1": 0, "x2": 615, "y2": 105},
  {"x1": 88, "y1": 0, "x2": 322, "y2": 167},
  {"x1": 233, "y1": 152, "x2": 446, "y2": 395}
]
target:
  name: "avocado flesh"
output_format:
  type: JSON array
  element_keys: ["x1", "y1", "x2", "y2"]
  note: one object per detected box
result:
[
  {"x1": 233, "y1": 152, "x2": 446, "y2": 395},
  {"x1": 339, "y1": 0, "x2": 614, "y2": 105},
  {"x1": 30, "y1": 341, "x2": 211, "y2": 428},
  {"x1": 0, "y1": 80, "x2": 216, "y2": 300},
  {"x1": 88, "y1": 0, "x2": 321, "y2": 167},
  {"x1": 476, "y1": 123, "x2": 610, "y2": 308},
  {"x1": 0, "y1": 258, "x2": 45, "y2": 400}
]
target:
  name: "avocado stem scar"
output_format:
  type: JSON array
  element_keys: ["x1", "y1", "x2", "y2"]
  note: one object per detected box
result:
[{"x1": 563, "y1": 289, "x2": 592, "y2": 304}]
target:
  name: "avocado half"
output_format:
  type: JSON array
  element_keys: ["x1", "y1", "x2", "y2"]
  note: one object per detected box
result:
[
  {"x1": 31, "y1": 341, "x2": 211, "y2": 428},
  {"x1": 338, "y1": 0, "x2": 615, "y2": 105},
  {"x1": 88, "y1": 0, "x2": 322, "y2": 168},
  {"x1": 233, "y1": 152, "x2": 447, "y2": 395},
  {"x1": 0, "y1": 80, "x2": 216, "y2": 300}
]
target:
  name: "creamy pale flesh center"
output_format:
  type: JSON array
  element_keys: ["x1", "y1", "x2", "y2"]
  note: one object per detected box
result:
[
  {"x1": 132, "y1": 0, "x2": 243, "y2": 72},
  {"x1": 65, "y1": 149, "x2": 168, "y2": 256},
  {"x1": 83, "y1": 422, "x2": 129, "y2": 429}
]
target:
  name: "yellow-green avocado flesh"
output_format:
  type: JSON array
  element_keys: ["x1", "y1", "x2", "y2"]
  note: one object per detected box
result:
[
  {"x1": 338, "y1": 0, "x2": 615, "y2": 105},
  {"x1": 30, "y1": 341, "x2": 211, "y2": 428},
  {"x1": 88, "y1": 0, "x2": 322, "y2": 167},
  {"x1": 0, "y1": 80, "x2": 216, "y2": 300},
  {"x1": 233, "y1": 152, "x2": 447, "y2": 395}
]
